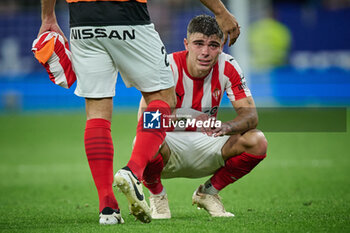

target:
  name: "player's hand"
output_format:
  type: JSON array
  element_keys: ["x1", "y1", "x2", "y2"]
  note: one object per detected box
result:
[
  {"x1": 194, "y1": 113, "x2": 211, "y2": 135},
  {"x1": 211, "y1": 122, "x2": 234, "y2": 137},
  {"x1": 215, "y1": 11, "x2": 240, "y2": 46},
  {"x1": 38, "y1": 19, "x2": 67, "y2": 42}
]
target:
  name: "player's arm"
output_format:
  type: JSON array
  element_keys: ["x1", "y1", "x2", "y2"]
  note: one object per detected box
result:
[
  {"x1": 39, "y1": 0, "x2": 67, "y2": 41},
  {"x1": 211, "y1": 96, "x2": 258, "y2": 137},
  {"x1": 199, "y1": 0, "x2": 240, "y2": 46}
]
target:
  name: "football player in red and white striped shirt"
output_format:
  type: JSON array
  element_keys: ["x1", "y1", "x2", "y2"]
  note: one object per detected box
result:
[
  {"x1": 139, "y1": 15, "x2": 268, "y2": 218},
  {"x1": 39, "y1": 0, "x2": 241, "y2": 225}
]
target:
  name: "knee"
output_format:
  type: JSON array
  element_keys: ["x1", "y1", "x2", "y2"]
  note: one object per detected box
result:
[
  {"x1": 241, "y1": 129, "x2": 267, "y2": 156},
  {"x1": 85, "y1": 98, "x2": 113, "y2": 121},
  {"x1": 144, "y1": 87, "x2": 177, "y2": 110}
]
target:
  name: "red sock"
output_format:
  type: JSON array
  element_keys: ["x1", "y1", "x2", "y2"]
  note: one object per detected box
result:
[
  {"x1": 211, "y1": 152, "x2": 266, "y2": 191},
  {"x1": 85, "y1": 118, "x2": 119, "y2": 212},
  {"x1": 142, "y1": 153, "x2": 164, "y2": 195},
  {"x1": 127, "y1": 100, "x2": 171, "y2": 179}
]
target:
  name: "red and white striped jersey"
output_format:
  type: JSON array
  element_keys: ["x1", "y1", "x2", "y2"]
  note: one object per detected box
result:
[
  {"x1": 169, "y1": 50, "x2": 251, "y2": 117},
  {"x1": 32, "y1": 31, "x2": 76, "y2": 89}
]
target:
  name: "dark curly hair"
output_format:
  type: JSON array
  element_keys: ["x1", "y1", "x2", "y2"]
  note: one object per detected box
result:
[{"x1": 187, "y1": 15, "x2": 223, "y2": 40}]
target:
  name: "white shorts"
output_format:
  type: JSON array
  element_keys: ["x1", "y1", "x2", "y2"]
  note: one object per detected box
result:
[
  {"x1": 161, "y1": 132, "x2": 229, "y2": 179},
  {"x1": 70, "y1": 24, "x2": 174, "y2": 98}
]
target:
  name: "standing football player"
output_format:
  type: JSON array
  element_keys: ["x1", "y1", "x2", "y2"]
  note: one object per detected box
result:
[
  {"x1": 139, "y1": 15, "x2": 267, "y2": 219},
  {"x1": 38, "y1": 0, "x2": 240, "y2": 225}
]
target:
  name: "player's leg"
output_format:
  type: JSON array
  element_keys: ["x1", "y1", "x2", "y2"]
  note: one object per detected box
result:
[
  {"x1": 145, "y1": 131, "x2": 230, "y2": 218},
  {"x1": 70, "y1": 31, "x2": 122, "y2": 224},
  {"x1": 221, "y1": 129, "x2": 267, "y2": 160},
  {"x1": 114, "y1": 88, "x2": 175, "y2": 223},
  {"x1": 85, "y1": 98, "x2": 123, "y2": 224},
  {"x1": 142, "y1": 142, "x2": 171, "y2": 219},
  {"x1": 207, "y1": 129, "x2": 267, "y2": 193},
  {"x1": 126, "y1": 87, "x2": 175, "y2": 180},
  {"x1": 110, "y1": 24, "x2": 175, "y2": 223},
  {"x1": 194, "y1": 129, "x2": 267, "y2": 217},
  {"x1": 142, "y1": 141, "x2": 171, "y2": 195}
]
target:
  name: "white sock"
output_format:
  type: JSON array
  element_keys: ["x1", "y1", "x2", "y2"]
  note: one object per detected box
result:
[{"x1": 201, "y1": 180, "x2": 219, "y2": 195}]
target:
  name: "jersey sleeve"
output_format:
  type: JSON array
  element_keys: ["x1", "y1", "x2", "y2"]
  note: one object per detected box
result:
[{"x1": 223, "y1": 54, "x2": 251, "y2": 102}]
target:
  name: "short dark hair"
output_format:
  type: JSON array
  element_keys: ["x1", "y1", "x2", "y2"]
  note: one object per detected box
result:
[{"x1": 187, "y1": 15, "x2": 223, "y2": 40}]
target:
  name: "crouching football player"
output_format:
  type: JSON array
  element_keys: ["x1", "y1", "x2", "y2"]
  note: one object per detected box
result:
[{"x1": 138, "y1": 15, "x2": 267, "y2": 218}]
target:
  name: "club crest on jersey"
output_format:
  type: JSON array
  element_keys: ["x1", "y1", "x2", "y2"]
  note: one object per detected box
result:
[
  {"x1": 143, "y1": 110, "x2": 161, "y2": 129},
  {"x1": 212, "y1": 88, "x2": 221, "y2": 102}
]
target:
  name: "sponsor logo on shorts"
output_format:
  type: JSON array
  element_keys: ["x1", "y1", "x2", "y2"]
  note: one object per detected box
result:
[{"x1": 71, "y1": 28, "x2": 136, "y2": 40}]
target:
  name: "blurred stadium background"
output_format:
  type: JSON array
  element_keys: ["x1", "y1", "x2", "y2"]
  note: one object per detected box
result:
[
  {"x1": 1, "y1": 1, "x2": 349, "y2": 231},
  {"x1": 1, "y1": 0, "x2": 350, "y2": 113}
]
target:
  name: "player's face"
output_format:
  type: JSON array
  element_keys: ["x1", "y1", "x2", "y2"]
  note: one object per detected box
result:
[{"x1": 184, "y1": 33, "x2": 222, "y2": 78}]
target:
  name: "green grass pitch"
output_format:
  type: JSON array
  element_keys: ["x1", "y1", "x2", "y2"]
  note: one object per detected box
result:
[{"x1": 0, "y1": 110, "x2": 349, "y2": 232}]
